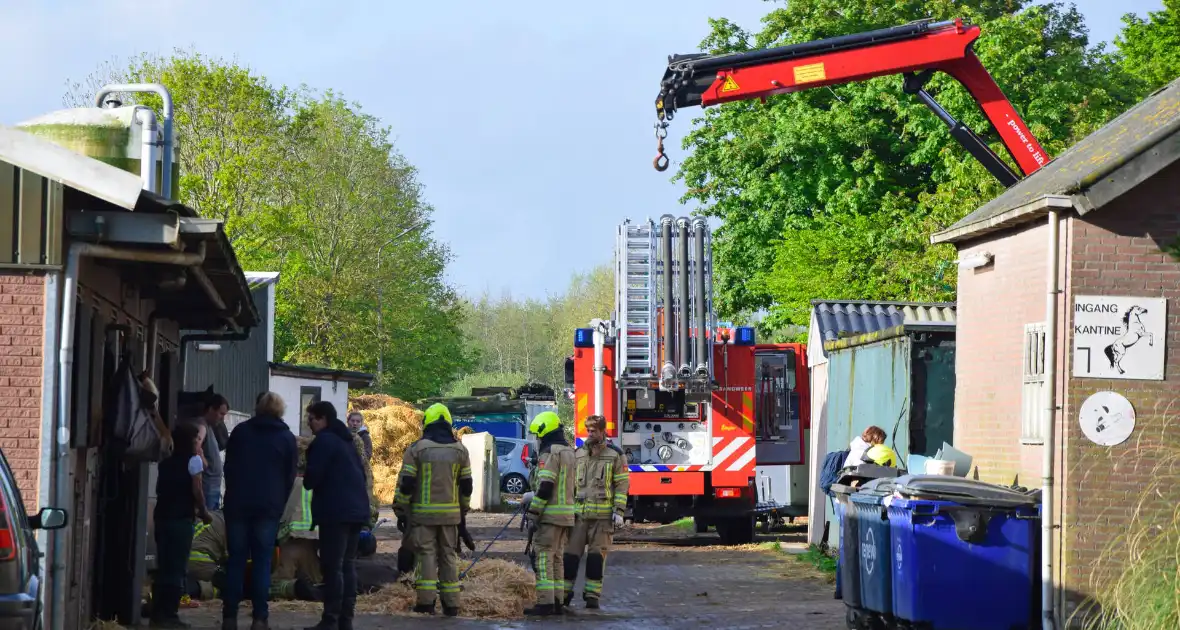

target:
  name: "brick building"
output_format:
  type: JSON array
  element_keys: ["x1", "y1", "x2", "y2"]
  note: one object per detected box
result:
[
  {"x1": 0, "y1": 124, "x2": 257, "y2": 628},
  {"x1": 931, "y1": 77, "x2": 1180, "y2": 624}
]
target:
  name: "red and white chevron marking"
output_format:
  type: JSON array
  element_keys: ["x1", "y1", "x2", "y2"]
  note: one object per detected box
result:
[{"x1": 705, "y1": 436, "x2": 756, "y2": 472}]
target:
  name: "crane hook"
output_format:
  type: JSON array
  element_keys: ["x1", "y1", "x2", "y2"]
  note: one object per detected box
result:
[{"x1": 653, "y1": 121, "x2": 670, "y2": 172}]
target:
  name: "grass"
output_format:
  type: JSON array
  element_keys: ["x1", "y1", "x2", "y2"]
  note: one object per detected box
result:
[
  {"x1": 1075, "y1": 442, "x2": 1180, "y2": 630},
  {"x1": 671, "y1": 517, "x2": 695, "y2": 530},
  {"x1": 759, "y1": 541, "x2": 838, "y2": 583}
]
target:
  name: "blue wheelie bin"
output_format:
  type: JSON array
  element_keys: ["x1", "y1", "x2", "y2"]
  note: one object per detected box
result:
[
  {"x1": 849, "y1": 477, "x2": 899, "y2": 628},
  {"x1": 887, "y1": 475, "x2": 1041, "y2": 630}
]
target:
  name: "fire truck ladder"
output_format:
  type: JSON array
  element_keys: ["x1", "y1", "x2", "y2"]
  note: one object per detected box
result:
[{"x1": 617, "y1": 220, "x2": 658, "y2": 379}]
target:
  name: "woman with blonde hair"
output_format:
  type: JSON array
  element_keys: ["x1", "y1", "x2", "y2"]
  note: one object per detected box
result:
[{"x1": 220, "y1": 392, "x2": 298, "y2": 630}]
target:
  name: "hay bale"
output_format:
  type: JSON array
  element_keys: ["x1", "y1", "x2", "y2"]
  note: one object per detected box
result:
[
  {"x1": 363, "y1": 400, "x2": 423, "y2": 504},
  {"x1": 351, "y1": 559, "x2": 534, "y2": 619},
  {"x1": 350, "y1": 393, "x2": 400, "y2": 411}
]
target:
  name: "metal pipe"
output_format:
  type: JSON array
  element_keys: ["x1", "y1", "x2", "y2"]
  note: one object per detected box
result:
[
  {"x1": 659, "y1": 216, "x2": 675, "y2": 385},
  {"x1": 1042, "y1": 209, "x2": 1060, "y2": 630},
  {"x1": 591, "y1": 318, "x2": 606, "y2": 417},
  {"x1": 676, "y1": 217, "x2": 690, "y2": 376},
  {"x1": 692, "y1": 218, "x2": 708, "y2": 376},
  {"x1": 95, "y1": 84, "x2": 174, "y2": 199},
  {"x1": 146, "y1": 312, "x2": 160, "y2": 378},
  {"x1": 132, "y1": 107, "x2": 158, "y2": 194},
  {"x1": 51, "y1": 242, "x2": 206, "y2": 630}
]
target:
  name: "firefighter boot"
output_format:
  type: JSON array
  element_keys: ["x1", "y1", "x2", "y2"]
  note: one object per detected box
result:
[
  {"x1": 584, "y1": 552, "x2": 606, "y2": 607},
  {"x1": 523, "y1": 604, "x2": 556, "y2": 617},
  {"x1": 412, "y1": 601, "x2": 437, "y2": 615},
  {"x1": 562, "y1": 553, "x2": 579, "y2": 610},
  {"x1": 443, "y1": 606, "x2": 459, "y2": 618}
]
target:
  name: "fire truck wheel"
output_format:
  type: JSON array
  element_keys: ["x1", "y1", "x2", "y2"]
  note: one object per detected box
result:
[{"x1": 716, "y1": 515, "x2": 755, "y2": 545}]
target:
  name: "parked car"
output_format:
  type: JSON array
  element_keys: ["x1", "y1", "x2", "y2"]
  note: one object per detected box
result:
[
  {"x1": 0, "y1": 449, "x2": 67, "y2": 630},
  {"x1": 495, "y1": 437, "x2": 535, "y2": 495}
]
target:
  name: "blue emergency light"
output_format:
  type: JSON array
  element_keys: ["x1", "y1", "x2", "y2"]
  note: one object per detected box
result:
[
  {"x1": 574, "y1": 328, "x2": 595, "y2": 348},
  {"x1": 734, "y1": 326, "x2": 756, "y2": 346}
]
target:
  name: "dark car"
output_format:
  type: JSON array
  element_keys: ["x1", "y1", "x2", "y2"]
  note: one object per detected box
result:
[{"x1": 0, "y1": 449, "x2": 66, "y2": 630}]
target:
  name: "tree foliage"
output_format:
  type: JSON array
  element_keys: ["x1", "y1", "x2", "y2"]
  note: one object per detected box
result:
[
  {"x1": 1117, "y1": 0, "x2": 1180, "y2": 91},
  {"x1": 454, "y1": 265, "x2": 614, "y2": 422},
  {"x1": 64, "y1": 51, "x2": 468, "y2": 400},
  {"x1": 676, "y1": 0, "x2": 1145, "y2": 332}
]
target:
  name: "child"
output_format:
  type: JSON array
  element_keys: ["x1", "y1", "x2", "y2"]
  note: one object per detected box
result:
[{"x1": 844, "y1": 426, "x2": 898, "y2": 468}]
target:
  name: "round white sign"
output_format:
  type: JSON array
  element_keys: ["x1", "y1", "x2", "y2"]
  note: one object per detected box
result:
[{"x1": 1078, "y1": 391, "x2": 1136, "y2": 447}]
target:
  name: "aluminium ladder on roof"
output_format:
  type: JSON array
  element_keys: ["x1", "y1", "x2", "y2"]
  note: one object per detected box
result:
[{"x1": 616, "y1": 219, "x2": 658, "y2": 378}]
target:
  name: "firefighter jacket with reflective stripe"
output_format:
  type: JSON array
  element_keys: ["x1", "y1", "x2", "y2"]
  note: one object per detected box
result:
[
  {"x1": 280, "y1": 476, "x2": 314, "y2": 540},
  {"x1": 528, "y1": 444, "x2": 576, "y2": 526},
  {"x1": 575, "y1": 442, "x2": 629, "y2": 520},
  {"x1": 393, "y1": 439, "x2": 472, "y2": 526},
  {"x1": 190, "y1": 511, "x2": 227, "y2": 565}
]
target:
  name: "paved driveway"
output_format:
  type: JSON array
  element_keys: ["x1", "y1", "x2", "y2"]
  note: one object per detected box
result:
[{"x1": 178, "y1": 511, "x2": 845, "y2": 629}]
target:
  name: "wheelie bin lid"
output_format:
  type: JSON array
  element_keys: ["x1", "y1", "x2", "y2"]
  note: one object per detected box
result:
[
  {"x1": 835, "y1": 464, "x2": 905, "y2": 486},
  {"x1": 848, "y1": 477, "x2": 898, "y2": 504},
  {"x1": 893, "y1": 475, "x2": 1040, "y2": 508}
]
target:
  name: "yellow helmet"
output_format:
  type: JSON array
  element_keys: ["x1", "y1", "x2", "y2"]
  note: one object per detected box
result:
[
  {"x1": 529, "y1": 411, "x2": 561, "y2": 438},
  {"x1": 424, "y1": 403, "x2": 452, "y2": 427}
]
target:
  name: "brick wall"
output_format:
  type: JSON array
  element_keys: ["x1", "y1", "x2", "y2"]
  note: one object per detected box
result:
[
  {"x1": 1065, "y1": 165, "x2": 1180, "y2": 598},
  {"x1": 0, "y1": 272, "x2": 44, "y2": 510},
  {"x1": 954, "y1": 221, "x2": 1068, "y2": 486}
]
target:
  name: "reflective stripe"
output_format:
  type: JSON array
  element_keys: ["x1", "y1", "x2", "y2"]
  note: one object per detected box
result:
[
  {"x1": 189, "y1": 550, "x2": 215, "y2": 564},
  {"x1": 290, "y1": 487, "x2": 314, "y2": 531},
  {"x1": 402, "y1": 464, "x2": 418, "y2": 476},
  {"x1": 422, "y1": 463, "x2": 432, "y2": 505},
  {"x1": 440, "y1": 581, "x2": 460, "y2": 593}
]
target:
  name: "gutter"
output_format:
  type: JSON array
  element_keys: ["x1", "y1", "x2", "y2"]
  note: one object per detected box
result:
[{"x1": 931, "y1": 196, "x2": 1073, "y2": 245}]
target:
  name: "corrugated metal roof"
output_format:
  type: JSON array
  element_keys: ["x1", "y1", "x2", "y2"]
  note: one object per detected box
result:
[
  {"x1": 811, "y1": 300, "x2": 956, "y2": 344},
  {"x1": 933, "y1": 75, "x2": 1180, "y2": 244}
]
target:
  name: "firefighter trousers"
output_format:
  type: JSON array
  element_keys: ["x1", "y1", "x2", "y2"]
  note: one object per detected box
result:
[
  {"x1": 563, "y1": 517, "x2": 613, "y2": 602},
  {"x1": 408, "y1": 524, "x2": 460, "y2": 608},
  {"x1": 532, "y1": 523, "x2": 571, "y2": 607}
]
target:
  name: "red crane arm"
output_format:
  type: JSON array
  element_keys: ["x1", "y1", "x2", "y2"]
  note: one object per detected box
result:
[{"x1": 654, "y1": 19, "x2": 1050, "y2": 185}]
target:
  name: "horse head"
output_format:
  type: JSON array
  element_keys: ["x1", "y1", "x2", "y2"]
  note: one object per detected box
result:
[{"x1": 1123, "y1": 305, "x2": 1148, "y2": 326}]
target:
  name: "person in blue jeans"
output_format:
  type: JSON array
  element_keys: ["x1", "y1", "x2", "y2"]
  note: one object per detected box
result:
[
  {"x1": 220, "y1": 392, "x2": 298, "y2": 630},
  {"x1": 303, "y1": 401, "x2": 371, "y2": 630}
]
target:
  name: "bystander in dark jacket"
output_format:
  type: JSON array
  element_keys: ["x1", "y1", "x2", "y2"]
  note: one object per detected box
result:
[
  {"x1": 220, "y1": 392, "x2": 298, "y2": 630},
  {"x1": 304, "y1": 401, "x2": 370, "y2": 630}
]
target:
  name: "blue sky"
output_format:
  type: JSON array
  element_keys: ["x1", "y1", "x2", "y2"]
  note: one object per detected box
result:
[{"x1": 0, "y1": 0, "x2": 1164, "y2": 301}]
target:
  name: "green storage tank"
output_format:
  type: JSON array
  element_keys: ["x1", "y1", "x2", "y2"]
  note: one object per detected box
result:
[{"x1": 15, "y1": 105, "x2": 179, "y2": 200}]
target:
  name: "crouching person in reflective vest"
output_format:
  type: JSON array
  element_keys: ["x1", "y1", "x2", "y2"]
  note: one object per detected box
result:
[
  {"x1": 185, "y1": 510, "x2": 315, "y2": 602},
  {"x1": 563, "y1": 414, "x2": 628, "y2": 609},
  {"x1": 522, "y1": 411, "x2": 576, "y2": 617},
  {"x1": 392, "y1": 403, "x2": 473, "y2": 617}
]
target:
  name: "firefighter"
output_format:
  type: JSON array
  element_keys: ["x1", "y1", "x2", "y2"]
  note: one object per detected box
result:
[
  {"x1": 184, "y1": 510, "x2": 315, "y2": 602},
  {"x1": 392, "y1": 403, "x2": 473, "y2": 617},
  {"x1": 562, "y1": 414, "x2": 628, "y2": 609},
  {"x1": 521, "y1": 411, "x2": 576, "y2": 617}
]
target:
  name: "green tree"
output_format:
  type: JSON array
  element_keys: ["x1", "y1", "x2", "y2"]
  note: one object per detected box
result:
[
  {"x1": 675, "y1": 1, "x2": 1142, "y2": 331},
  {"x1": 1117, "y1": 0, "x2": 1180, "y2": 91},
  {"x1": 64, "y1": 52, "x2": 470, "y2": 400}
]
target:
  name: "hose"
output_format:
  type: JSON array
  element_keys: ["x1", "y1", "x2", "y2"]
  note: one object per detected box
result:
[{"x1": 459, "y1": 502, "x2": 526, "y2": 579}]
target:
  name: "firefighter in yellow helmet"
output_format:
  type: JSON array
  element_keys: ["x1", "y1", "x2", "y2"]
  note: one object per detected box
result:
[
  {"x1": 521, "y1": 411, "x2": 576, "y2": 616},
  {"x1": 392, "y1": 403, "x2": 473, "y2": 617},
  {"x1": 563, "y1": 414, "x2": 628, "y2": 609}
]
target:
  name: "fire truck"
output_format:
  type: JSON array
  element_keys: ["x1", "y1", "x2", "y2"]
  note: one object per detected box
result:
[
  {"x1": 566, "y1": 17, "x2": 1052, "y2": 545},
  {"x1": 567, "y1": 216, "x2": 809, "y2": 545}
]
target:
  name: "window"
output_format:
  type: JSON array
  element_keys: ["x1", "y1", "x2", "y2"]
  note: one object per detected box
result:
[
  {"x1": 299, "y1": 386, "x2": 322, "y2": 436},
  {"x1": 495, "y1": 440, "x2": 515, "y2": 457},
  {"x1": 1022, "y1": 323, "x2": 1047, "y2": 444}
]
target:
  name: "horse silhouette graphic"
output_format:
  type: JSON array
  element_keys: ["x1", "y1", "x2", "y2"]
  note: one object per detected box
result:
[{"x1": 1104, "y1": 305, "x2": 1152, "y2": 374}]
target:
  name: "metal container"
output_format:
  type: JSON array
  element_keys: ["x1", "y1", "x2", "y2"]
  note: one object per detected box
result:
[{"x1": 16, "y1": 106, "x2": 179, "y2": 199}]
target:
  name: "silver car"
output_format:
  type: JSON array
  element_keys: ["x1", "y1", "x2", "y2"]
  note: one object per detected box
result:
[{"x1": 495, "y1": 437, "x2": 536, "y2": 495}]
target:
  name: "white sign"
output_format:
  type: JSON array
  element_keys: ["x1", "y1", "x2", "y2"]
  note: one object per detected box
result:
[
  {"x1": 1078, "y1": 391, "x2": 1136, "y2": 447},
  {"x1": 1072, "y1": 296, "x2": 1166, "y2": 380}
]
